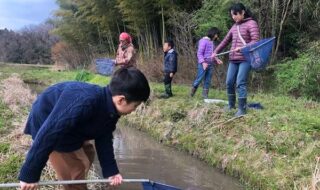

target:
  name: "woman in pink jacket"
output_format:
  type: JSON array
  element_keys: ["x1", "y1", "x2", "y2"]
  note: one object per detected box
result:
[{"x1": 212, "y1": 3, "x2": 260, "y2": 116}]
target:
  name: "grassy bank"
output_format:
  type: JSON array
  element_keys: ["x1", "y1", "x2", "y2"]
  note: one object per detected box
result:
[
  {"x1": 0, "y1": 64, "x2": 319, "y2": 189},
  {"x1": 124, "y1": 90, "x2": 320, "y2": 189},
  {"x1": 0, "y1": 63, "x2": 76, "y2": 84}
]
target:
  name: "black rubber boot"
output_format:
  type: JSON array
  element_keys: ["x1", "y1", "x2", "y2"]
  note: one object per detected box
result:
[
  {"x1": 190, "y1": 86, "x2": 197, "y2": 97},
  {"x1": 235, "y1": 98, "x2": 247, "y2": 116},
  {"x1": 228, "y1": 94, "x2": 236, "y2": 110}
]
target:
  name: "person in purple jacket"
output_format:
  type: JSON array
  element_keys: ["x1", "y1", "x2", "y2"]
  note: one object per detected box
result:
[
  {"x1": 212, "y1": 3, "x2": 260, "y2": 116},
  {"x1": 190, "y1": 27, "x2": 221, "y2": 99}
]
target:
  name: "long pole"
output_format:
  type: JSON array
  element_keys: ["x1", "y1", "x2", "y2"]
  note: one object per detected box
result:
[{"x1": 0, "y1": 179, "x2": 150, "y2": 188}]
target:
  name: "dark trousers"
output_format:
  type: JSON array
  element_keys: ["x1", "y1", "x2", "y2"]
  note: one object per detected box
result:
[{"x1": 164, "y1": 72, "x2": 173, "y2": 85}]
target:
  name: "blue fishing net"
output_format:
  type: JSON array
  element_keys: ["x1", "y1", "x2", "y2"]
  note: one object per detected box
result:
[
  {"x1": 142, "y1": 182, "x2": 182, "y2": 190},
  {"x1": 95, "y1": 58, "x2": 115, "y2": 76},
  {"x1": 241, "y1": 37, "x2": 275, "y2": 71}
]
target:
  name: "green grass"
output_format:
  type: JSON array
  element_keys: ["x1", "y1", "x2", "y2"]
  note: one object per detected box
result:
[
  {"x1": 0, "y1": 64, "x2": 77, "y2": 85},
  {"x1": 0, "y1": 143, "x2": 10, "y2": 154},
  {"x1": 0, "y1": 101, "x2": 13, "y2": 134},
  {"x1": 0, "y1": 155, "x2": 23, "y2": 183}
]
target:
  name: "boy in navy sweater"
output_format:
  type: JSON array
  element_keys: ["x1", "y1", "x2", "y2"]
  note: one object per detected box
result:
[
  {"x1": 160, "y1": 39, "x2": 178, "y2": 98},
  {"x1": 19, "y1": 68, "x2": 150, "y2": 190}
]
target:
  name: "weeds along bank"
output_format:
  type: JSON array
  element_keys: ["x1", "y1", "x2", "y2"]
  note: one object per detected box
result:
[{"x1": 0, "y1": 65, "x2": 319, "y2": 189}]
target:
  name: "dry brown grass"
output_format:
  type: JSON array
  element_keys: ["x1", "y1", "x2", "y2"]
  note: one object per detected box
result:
[
  {"x1": 296, "y1": 157, "x2": 320, "y2": 190},
  {"x1": 310, "y1": 157, "x2": 320, "y2": 190},
  {"x1": 311, "y1": 157, "x2": 320, "y2": 190},
  {"x1": 0, "y1": 74, "x2": 35, "y2": 113},
  {"x1": 187, "y1": 106, "x2": 210, "y2": 124}
]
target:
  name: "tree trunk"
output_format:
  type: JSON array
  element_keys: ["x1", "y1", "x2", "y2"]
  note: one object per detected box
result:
[
  {"x1": 161, "y1": 5, "x2": 166, "y2": 44},
  {"x1": 273, "y1": 0, "x2": 292, "y2": 61}
]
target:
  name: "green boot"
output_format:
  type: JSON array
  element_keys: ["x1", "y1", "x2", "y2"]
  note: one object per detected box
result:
[
  {"x1": 166, "y1": 84, "x2": 173, "y2": 97},
  {"x1": 160, "y1": 84, "x2": 173, "y2": 99}
]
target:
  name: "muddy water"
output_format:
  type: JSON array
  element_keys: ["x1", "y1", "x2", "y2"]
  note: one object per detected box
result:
[{"x1": 98, "y1": 126, "x2": 243, "y2": 190}]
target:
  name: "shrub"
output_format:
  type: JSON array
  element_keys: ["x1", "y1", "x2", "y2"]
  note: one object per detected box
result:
[
  {"x1": 275, "y1": 42, "x2": 320, "y2": 101},
  {"x1": 75, "y1": 70, "x2": 94, "y2": 82},
  {"x1": 51, "y1": 42, "x2": 89, "y2": 69}
]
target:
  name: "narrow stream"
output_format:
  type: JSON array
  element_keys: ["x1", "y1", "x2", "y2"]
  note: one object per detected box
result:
[{"x1": 105, "y1": 126, "x2": 243, "y2": 190}]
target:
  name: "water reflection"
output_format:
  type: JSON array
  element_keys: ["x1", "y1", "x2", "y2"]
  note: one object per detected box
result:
[{"x1": 111, "y1": 126, "x2": 243, "y2": 190}]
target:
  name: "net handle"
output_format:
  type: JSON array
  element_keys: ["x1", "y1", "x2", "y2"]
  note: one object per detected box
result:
[
  {"x1": 216, "y1": 37, "x2": 276, "y2": 56},
  {"x1": 247, "y1": 37, "x2": 276, "y2": 52},
  {"x1": 0, "y1": 179, "x2": 151, "y2": 188}
]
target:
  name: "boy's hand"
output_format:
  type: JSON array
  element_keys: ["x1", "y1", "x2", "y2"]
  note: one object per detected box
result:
[
  {"x1": 211, "y1": 53, "x2": 216, "y2": 59},
  {"x1": 169, "y1": 73, "x2": 174, "y2": 78},
  {"x1": 202, "y1": 62, "x2": 208, "y2": 70},
  {"x1": 20, "y1": 181, "x2": 38, "y2": 190},
  {"x1": 108, "y1": 173, "x2": 123, "y2": 186}
]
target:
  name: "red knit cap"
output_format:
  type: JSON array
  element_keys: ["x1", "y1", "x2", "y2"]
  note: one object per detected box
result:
[{"x1": 119, "y1": 32, "x2": 132, "y2": 43}]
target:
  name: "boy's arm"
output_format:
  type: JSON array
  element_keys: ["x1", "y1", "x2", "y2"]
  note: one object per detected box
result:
[
  {"x1": 19, "y1": 95, "x2": 94, "y2": 183},
  {"x1": 168, "y1": 53, "x2": 178, "y2": 73},
  {"x1": 95, "y1": 133, "x2": 119, "y2": 178}
]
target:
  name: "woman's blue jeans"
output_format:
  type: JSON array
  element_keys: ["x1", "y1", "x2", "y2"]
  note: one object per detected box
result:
[
  {"x1": 226, "y1": 61, "x2": 251, "y2": 98},
  {"x1": 192, "y1": 63, "x2": 214, "y2": 89}
]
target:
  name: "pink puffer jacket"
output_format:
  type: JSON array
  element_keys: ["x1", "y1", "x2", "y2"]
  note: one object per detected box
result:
[{"x1": 214, "y1": 18, "x2": 260, "y2": 62}]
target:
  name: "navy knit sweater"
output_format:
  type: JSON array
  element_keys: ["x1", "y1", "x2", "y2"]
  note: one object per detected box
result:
[{"x1": 19, "y1": 81, "x2": 120, "y2": 183}]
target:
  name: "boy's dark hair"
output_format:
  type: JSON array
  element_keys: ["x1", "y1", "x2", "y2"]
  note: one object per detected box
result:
[
  {"x1": 110, "y1": 67, "x2": 150, "y2": 102},
  {"x1": 165, "y1": 39, "x2": 174, "y2": 49},
  {"x1": 207, "y1": 27, "x2": 220, "y2": 40},
  {"x1": 230, "y1": 3, "x2": 254, "y2": 19}
]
